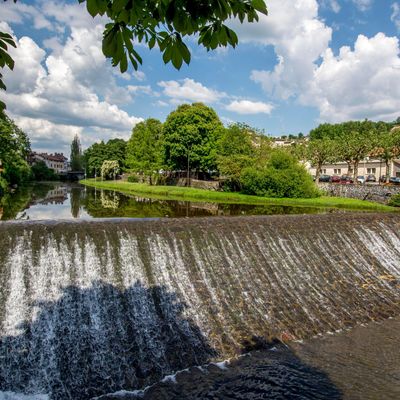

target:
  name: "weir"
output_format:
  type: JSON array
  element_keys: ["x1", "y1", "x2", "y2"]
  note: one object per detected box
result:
[{"x1": 0, "y1": 213, "x2": 400, "y2": 399}]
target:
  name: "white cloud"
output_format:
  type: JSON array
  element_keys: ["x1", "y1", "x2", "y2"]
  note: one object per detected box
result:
[
  {"x1": 1, "y1": 4, "x2": 143, "y2": 153},
  {"x1": 158, "y1": 78, "x2": 225, "y2": 104},
  {"x1": 319, "y1": 0, "x2": 341, "y2": 13},
  {"x1": 226, "y1": 100, "x2": 274, "y2": 115},
  {"x1": 391, "y1": 3, "x2": 400, "y2": 30},
  {"x1": 302, "y1": 33, "x2": 400, "y2": 122},
  {"x1": 231, "y1": 0, "x2": 332, "y2": 99},
  {"x1": 352, "y1": 0, "x2": 373, "y2": 11}
]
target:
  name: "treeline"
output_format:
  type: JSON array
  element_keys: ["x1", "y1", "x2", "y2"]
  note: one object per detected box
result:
[
  {"x1": 305, "y1": 119, "x2": 400, "y2": 182},
  {"x1": 0, "y1": 112, "x2": 31, "y2": 193},
  {"x1": 84, "y1": 103, "x2": 318, "y2": 198}
]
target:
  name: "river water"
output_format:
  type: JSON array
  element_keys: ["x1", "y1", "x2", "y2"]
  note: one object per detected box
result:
[
  {"x1": 0, "y1": 214, "x2": 399, "y2": 399},
  {"x1": 0, "y1": 182, "x2": 329, "y2": 220}
]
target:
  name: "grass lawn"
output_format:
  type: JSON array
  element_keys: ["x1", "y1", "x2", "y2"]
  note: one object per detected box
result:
[{"x1": 80, "y1": 179, "x2": 397, "y2": 212}]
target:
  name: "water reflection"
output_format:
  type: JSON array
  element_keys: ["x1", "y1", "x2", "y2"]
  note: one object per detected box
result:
[{"x1": 0, "y1": 182, "x2": 329, "y2": 221}]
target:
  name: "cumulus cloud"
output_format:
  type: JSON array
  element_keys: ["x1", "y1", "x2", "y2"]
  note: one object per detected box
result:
[
  {"x1": 319, "y1": 0, "x2": 341, "y2": 13},
  {"x1": 1, "y1": 3, "x2": 142, "y2": 153},
  {"x1": 302, "y1": 33, "x2": 400, "y2": 122},
  {"x1": 230, "y1": 0, "x2": 332, "y2": 99},
  {"x1": 391, "y1": 3, "x2": 400, "y2": 30},
  {"x1": 352, "y1": 0, "x2": 373, "y2": 11},
  {"x1": 158, "y1": 78, "x2": 226, "y2": 104},
  {"x1": 226, "y1": 100, "x2": 274, "y2": 115}
]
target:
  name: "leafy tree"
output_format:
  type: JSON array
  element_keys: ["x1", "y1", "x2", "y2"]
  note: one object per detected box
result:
[
  {"x1": 101, "y1": 159, "x2": 119, "y2": 180},
  {"x1": 216, "y1": 124, "x2": 256, "y2": 190},
  {"x1": 373, "y1": 128, "x2": 400, "y2": 182},
  {"x1": 31, "y1": 161, "x2": 58, "y2": 181},
  {"x1": 241, "y1": 150, "x2": 318, "y2": 198},
  {"x1": 0, "y1": 31, "x2": 16, "y2": 111},
  {"x1": 84, "y1": 138, "x2": 127, "y2": 177},
  {"x1": 126, "y1": 118, "x2": 163, "y2": 181},
  {"x1": 70, "y1": 134, "x2": 83, "y2": 171},
  {"x1": 337, "y1": 120, "x2": 377, "y2": 181},
  {"x1": 309, "y1": 123, "x2": 341, "y2": 140},
  {"x1": 0, "y1": 112, "x2": 31, "y2": 190},
  {"x1": 307, "y1": 138, "x2": 337, "y2": 182},
  {"x1": 163, "y1": 103, "x2": 223, "y2": 173},
  {"x1": 1, "y1": 0, "x2": 267, "y2": 110}
]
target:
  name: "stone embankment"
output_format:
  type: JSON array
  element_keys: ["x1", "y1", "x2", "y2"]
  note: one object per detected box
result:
[{"x1": 319, "y1": 182, "x2": 400, "y2": 204}]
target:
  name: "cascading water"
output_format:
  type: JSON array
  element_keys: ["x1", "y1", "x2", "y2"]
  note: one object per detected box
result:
[{"x1": 0, "y1": 213, "x2": 400, "y2": 399}]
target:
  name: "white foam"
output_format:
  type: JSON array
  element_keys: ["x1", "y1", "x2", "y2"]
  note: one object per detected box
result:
[{"x1": 0, "y1": 392, "x2": 49, "y2": 400}]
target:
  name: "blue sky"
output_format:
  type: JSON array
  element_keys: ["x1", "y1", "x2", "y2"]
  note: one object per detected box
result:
[{"x1": 1, "y1": 0, "x2": 400, "y2": 154}]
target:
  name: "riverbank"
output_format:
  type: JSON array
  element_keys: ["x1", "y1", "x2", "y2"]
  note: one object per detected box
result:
[{"x1": 80, "y1": 179, "x2": 397, "y2": 212}]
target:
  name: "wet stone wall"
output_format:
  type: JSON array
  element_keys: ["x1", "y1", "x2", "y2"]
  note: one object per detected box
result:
[
  {"x1": 319, "y1": 182, "x2": 400, "y2": 204},
  {"x1": 0, "y1": 214, "x2": 400, "y2": 399}
]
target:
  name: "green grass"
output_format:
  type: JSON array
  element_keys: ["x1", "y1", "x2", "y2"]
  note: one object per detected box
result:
[{"x1": 80, "y1": 179, "x2": 397, "y2": 212}]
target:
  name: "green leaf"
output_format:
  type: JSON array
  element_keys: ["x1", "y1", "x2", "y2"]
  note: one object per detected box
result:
[
  {"x1": 171, "y1": 46, "x2": 183, "y2": 69},
  {"x1": 86, "y1": 0, "x2": 99, "y2": 17},
  {"x1": 162, "y1": 45, "x2": 173, "y2": 64},
  {"x1": 120, "y1": 53, "x2": 128, "y2": 73},
  {"x1": 148, "y1": 36, "x2": 156, "y2": 49},
  {"x1": 251, "y1": 0, "x2": 268, "y2": 15},
  {"x1": 177, "y1": 41, "x2": 190, "y2": 64}
]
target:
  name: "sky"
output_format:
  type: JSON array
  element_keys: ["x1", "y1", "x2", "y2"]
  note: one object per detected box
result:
[{"x1": 1, "y1": 0, "x2": 400, "y2": 155}]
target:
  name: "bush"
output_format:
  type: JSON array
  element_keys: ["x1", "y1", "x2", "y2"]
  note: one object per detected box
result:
[
  {"x1": 388, "y1": 194, "x2": 400, "y2": 207},
  {"x1": 31, "y1": 161, "x2": 58, "y2": 181},
  {"x1": 127, "y1": 175, "x2": 139, "y2": 183},
  {"x1": 240, "y1": 151, "x2": 319, "y2": 199}
]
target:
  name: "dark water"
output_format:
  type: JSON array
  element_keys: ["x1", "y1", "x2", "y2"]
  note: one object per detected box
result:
[
  {"x1": 101, "y1": 317, "x2": 400, "y2": 400},
  {"x1": 0, "y1": 215, "x2": 399, "y2": 399},
  {"x1": 0, "y1": 182, "x2": 329, "y2": 220}
]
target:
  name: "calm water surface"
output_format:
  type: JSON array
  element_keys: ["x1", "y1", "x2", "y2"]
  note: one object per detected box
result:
[{"x1": 0, "y1": 182, "x2": 330, "y2": 220}]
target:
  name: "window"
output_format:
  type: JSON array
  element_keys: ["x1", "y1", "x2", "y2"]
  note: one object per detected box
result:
[
  {"x1": 334, "y1": 169, "x2": 341, "y2": 175},
  {"x1": 367, "y1": 168, "x2": 376, "y2": 174},
  {"x1": 322, "y1": 169, "x2": 327, "y2": 174}
]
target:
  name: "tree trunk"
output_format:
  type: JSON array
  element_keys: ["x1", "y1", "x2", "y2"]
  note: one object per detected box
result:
[
  {"x1": 353, "y1": 161, "x2": 359, "y2": 184},
  {"x1": 385, "y1": 160, "x2": 390, "y2": 183},
  {"x1": 315, "y1": 162, "x2": 322, "y2": 183}
]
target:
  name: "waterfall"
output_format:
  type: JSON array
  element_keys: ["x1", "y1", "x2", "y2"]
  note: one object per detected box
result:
[{"x1": 0, "y1": 214, "x2": 400, "y2": 399}]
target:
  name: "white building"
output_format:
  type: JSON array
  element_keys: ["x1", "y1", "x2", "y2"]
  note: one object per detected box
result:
[
  {"x1": 29, "y1": 152, "x2": 69, "y2": 173},
  {"x1": 308, "y1": 158, "x2": 400, "y2": 178}
]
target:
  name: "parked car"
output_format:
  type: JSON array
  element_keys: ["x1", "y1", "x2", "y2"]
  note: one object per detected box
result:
[
  {"x1": 389, "y1": 176, "x2": 400, "y2": 185},
  {"x1": 330, "y1": 175, "x2": 341, "y2": 183},
  {"x1": 318, "y1": 174, "x2": 331, "y2": 182},
  {"x1": 366, "y1": 174, "x2": 376, "y2": 182},
  {"x1": 340, "y1": 175, "x2": 353, "y2": 184},
  {"x1": 357, "y1": 175, "x2": 365, "y2": 184}
]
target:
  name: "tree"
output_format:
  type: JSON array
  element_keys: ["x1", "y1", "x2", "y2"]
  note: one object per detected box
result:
[
  {"x1": 373, "y1": 128, "x2": 400, "y2": 182},
  {"x1": 0, "y1": 31, "x2": 16, "y2": 111},
  {"x1": 101, "y1": 159, "x2": 119, "y2": 180},
  {"x1": 70, "y1": 134, "x2": 83, "y2": 171},
  {"x1": 31, "y1": 161, "x2": 58, "y2": 181},
  {"x1": 84, "y1": 138, "x2": 127, "y2": 177},
  {"x1": 216, "y1": 124, "x2": 256, "y2": 190},
  {"x1": 1, "y1": 0, "x2": 267, "y2": 110},
  {"x1": 337, "y1": 120, "x2": 377, "y2": 182},
  {"x1": 163, "y1": 103, "x2": 223, "y2": 174},
  {"x1": 240, "y1": 150, "x2": 318, "y2": 199},
  {"x1": 0, "y1": 111, "x2": 31, "y2": 190},
  {"x1": 126, "y1": 119, "x2": 163, "y2": 181},
  {"x1": 307, "y1": 138, "x2": 337, "y2": 182}
]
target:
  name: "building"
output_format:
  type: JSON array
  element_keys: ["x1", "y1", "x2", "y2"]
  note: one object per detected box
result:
[
  {"x1": 308, "y1": 158, "x2": 400, "y2": 178},
  {"x1": 29, "y1": 152, "x2": 69, "y2": 174}
]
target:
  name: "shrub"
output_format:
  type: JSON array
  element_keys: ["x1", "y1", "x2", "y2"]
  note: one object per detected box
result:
[
  {"x1": 127, "y1": 175, "x2": 139, "y2": 183},
  {"x1": 31, "y1": 161, "x2": 58, "y2": 181},
  {"x1": 388, "y1": 194, "x2": 400, "y2": 207},
  {"x1": 240, "y1": 151, "x2": 319, "y2": 199},
  {"x1": 101, "y1": 160, "x2": 119, "y2": 180}
]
